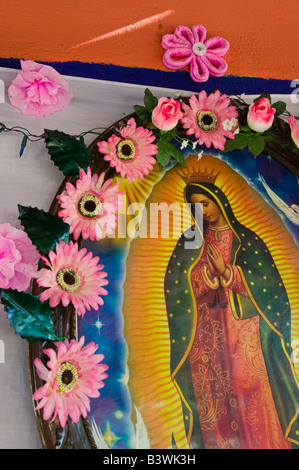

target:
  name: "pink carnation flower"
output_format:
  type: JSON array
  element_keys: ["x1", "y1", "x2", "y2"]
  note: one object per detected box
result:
[
  {"x1": 161, "y1": 24, "x2": 229, "y2": 83},
  {"x1": 97, "y1": 118, "x2": 158, "y2": 182},
  {"x1": 288, "y1": 115, "x2": 299, "y2": 149},
  {"x1": 8, "y1": 60, "x2": 73, "y2": 117},
  {"x1": 180, "y1": 90, "x2": 238, "y2": 150},
  {"x1": 34, "y1": 241, "x2": 108, "y2": 317},
  {"x1": 33, "y1": 336, "x2": 108, "y2": 428},
  {"x1": 57, "y1": 167, "x2": 124, "y2": 241},
  {"x1": 0, "y1": 223, "x2": 39, "y2": 292}
]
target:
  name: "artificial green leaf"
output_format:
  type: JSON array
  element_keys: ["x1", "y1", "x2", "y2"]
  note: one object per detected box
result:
[
  {"x1": 166, "y1": 143, "x2": 186, "y2": 167},
  {"x1": 253, "y1": 93, "x2": 272, "y2": 103},
  {"x1": 0, "y1": 289, "x2": 59, "y2": 343},
  {"x1": 156, "y1": 141, "x2": 186, "y2": 167},
  {"x1": 272, "y1": 101, "x2": 287, "y2": 115},
  {"x1": 144, "y1": 88, "x2": 158, "y2": 110},
  {"x1": 223, "y1": 134, "x2": 249, "y2": 152},
  {"x1": 156, "y1": 141, "x2": 171, "y2": 166},
  {"x1": 248, "y1": 134, "x2": 266, "y2": 156},
  {"x1": 134, "y1": 105, "x2": 152, "y2": 123},
  {"x1": 44, "y1": 129, "x2": 91, "y2": 176},
  {"x1": 18, "y1": 205, "x2": 69, "y2": 253},
  {"x1": 159, "y1": 131, "x2": 175, "y2": 143}
]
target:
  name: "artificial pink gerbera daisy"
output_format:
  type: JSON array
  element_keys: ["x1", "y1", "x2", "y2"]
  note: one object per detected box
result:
[
  {"x1": 180, "y1": 90, "x2": 239, "y2": 150},
  {"x1": 33, "y1": 336, "x2": 108, "y2": 428},
  {"x1": 57, "y1": 167, "x2": 123, "y2": 241},
  {"x1": 34, "y1": 241, "x2": 108, "y2": 317},
  {"x1": 0, "y1": 223, "x2": 39, "y2": 292},
  {"x1": 97, "y1": 117, "x2": 158, "y2": 182}
]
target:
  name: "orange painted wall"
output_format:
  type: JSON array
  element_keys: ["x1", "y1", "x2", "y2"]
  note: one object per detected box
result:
[{"x1": 0, "y1": 0, "x2": 298, "y2": 80}]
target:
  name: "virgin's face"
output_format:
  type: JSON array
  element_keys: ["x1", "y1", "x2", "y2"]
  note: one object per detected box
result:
[{"x1": 190, "y1": 193, "x2": 226, "y2": 227}]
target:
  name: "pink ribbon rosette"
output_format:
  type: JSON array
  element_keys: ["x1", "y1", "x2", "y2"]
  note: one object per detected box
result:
[
  {"x1": 8, "y1": 60, "x2": 73, "y2": 117},
  {"x1": 161, "y1": 25, "x2": 229, "y2": 83}
]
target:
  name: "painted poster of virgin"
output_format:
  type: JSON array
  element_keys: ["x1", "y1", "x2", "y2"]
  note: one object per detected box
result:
[{"x1": 122, "y1": 149, "x2": 299, "y2": 450}]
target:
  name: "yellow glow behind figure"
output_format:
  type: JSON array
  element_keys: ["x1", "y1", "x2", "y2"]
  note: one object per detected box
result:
[{"x1": 120, "y1": 154, "x2": 299, "y2": 449}]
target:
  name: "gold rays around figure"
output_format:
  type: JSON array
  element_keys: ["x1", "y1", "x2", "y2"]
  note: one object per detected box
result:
[
  {"x1": 109, "y1": 162, "x2": 165, "y2": 244},
  {"x1": 121, "y1": 154, "x2": 299, "y2": 449}
]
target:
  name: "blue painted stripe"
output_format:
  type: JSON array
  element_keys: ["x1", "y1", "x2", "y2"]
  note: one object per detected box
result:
[{"x1": 0, "y1": 57, "x2": 292, "y2": 95}]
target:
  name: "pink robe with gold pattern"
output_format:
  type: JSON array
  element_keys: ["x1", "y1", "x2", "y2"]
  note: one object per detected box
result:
[{"x1": 189, "y1": 227, "x2": 291, "y2": 449}]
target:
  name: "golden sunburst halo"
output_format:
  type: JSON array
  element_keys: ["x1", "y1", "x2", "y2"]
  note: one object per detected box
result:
[{"x1": 122, "y1": 154, "x2": 299, "y2": 449}]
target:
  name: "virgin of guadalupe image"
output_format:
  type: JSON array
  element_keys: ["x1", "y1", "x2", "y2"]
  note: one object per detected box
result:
[
  {"x1": 164, "y1": 166, "x2": 299, "y2": 450},
  {"x1": 123, "y1": 155, "x2": 299, "y2": 450}
]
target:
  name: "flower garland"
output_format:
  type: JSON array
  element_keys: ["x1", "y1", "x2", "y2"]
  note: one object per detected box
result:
[
  {"x1": 2, "y1": 88, "x2": 298, "y2": 165},
  {"x1": 0, "y1": 85, "x2": 298, "y2": 430}
]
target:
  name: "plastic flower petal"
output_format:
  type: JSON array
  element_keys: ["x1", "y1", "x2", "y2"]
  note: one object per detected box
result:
[
  {"x1": 289, "y1": 115, "x2": 299, "y2": 149},
  {"x1": 0, "y1": 223, "x2": 39, "y2": 291},
  {"x1": 8, "y1": 60, "x2": 73, "y2": 117},
  {"x1": 33, "y1": 336, "x2": 108, "y2": 428},
  {"x1": 161, "y1": 24, "x2": 229, "y2": 83},
  {"x1": 33, "y1": 241, "x2": 108, "y2": 317},
  {"x1": 57, "y1": 167, "x2": 124, "y2": 242},
  {"x1": 180, "y1": 90, "x2": 239, "y2": 150},
  {"x1": 97, "y1": 118, "x2": 158, "y2": 182}
]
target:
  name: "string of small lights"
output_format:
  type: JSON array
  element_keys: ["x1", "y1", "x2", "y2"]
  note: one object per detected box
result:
[{"x1": 0, "y1": 122, "x2": 108, "y2": 157}]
